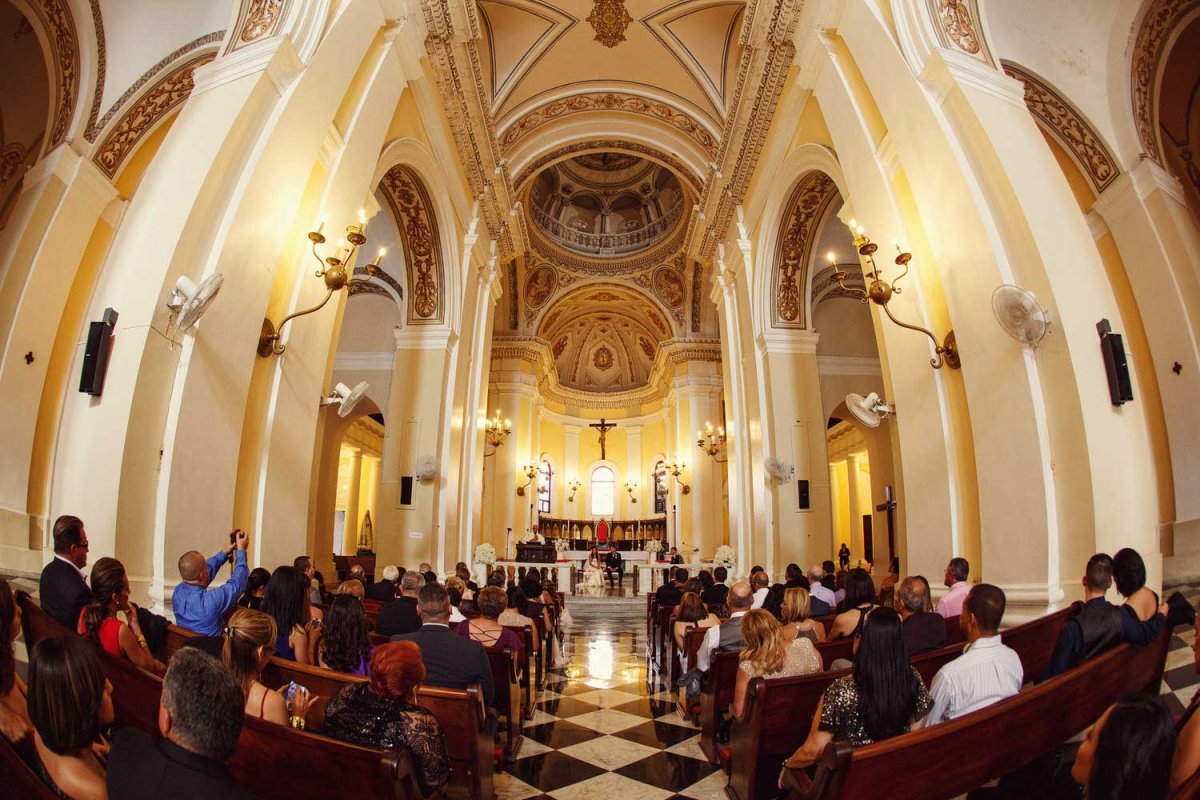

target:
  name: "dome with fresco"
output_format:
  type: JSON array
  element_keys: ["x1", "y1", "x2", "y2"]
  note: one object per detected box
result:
[{"x1": 527, "y1": 154, "x2": 686, "y2": 258}]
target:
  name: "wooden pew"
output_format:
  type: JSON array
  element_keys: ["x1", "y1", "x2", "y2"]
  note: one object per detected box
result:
[
  {"x1": 261, "y1": 657, "x2": 494, "y2": 800},
  {"x1": 504, "y1": 623, "x2": 541, "y2": 694},
  {"x1": 699, "y1": 604, "x2": 1077, "y2": 767},
  {"x1": 654, "y1": 604, "x2": 677, "y2": 669},
  {"x1": 0, "y1": 735, "x2": 59, "y2": 800},
  {"x1": 781, "y1": 625, "x2": 1171, "y2": 800},
  {"x1": 485, "y1": 646, "x2": 524, "y2": 760}
]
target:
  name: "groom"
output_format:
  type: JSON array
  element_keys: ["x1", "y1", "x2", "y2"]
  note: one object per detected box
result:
[{"x1": 604, "y1": 549, "x2": 624, "y2": 588}]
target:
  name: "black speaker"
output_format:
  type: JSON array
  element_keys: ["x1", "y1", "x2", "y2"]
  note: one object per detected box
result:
[
  {"x1": 1097, "y1": 319, "x2": 1133, "y2": 405},
  {"x1": 79, "y1": 307, "x2": 118, "y2": 397},
  {"x1": 400, "y1": 476, "x2": 414, "y2": 506},
  {"x1": 797, "y1": 479, "x2": 810, "y2": 510}
]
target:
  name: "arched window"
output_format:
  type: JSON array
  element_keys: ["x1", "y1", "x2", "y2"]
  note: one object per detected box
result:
[
  {"x1": 537, "y1": 460, "x2": 552, "y2": 514},
  {"x1": 591, "y1": 466, "x2": 615, "y2": 517},
  {"x1": 653, "y1": 460, "x2": 667, "y2": 514}
]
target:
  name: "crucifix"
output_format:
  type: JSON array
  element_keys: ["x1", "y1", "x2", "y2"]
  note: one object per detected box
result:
[
  {"x1": 589, "y1": 418, "x2": 617, "y2": 460},
  {"x1": 875, "y1": 485, "x2": 898, "y2": 561}
]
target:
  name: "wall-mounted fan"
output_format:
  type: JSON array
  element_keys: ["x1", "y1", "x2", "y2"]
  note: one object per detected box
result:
[
  {"x1": 416, "y1": 455, "x2": 440, "y2": 483},
  {"x1": 764, "y1": 457, "x2": 794, "y2": 482},
  {"x1": 323, "y1": 381, "x2": 369, "y2": 418},
  {"x1": 992, "y1": 284, "x2": 1051, "y2": 349},
  {"x1": 845, "y1": 392, "x2": 894, "y2": 429},
  {"x1": 166, "y1": 274, "x2": 224, "y2": 333}
]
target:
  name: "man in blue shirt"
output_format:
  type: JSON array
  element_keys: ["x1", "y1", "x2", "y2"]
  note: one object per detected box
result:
[
  {"x1": 1043, "y1": 552, "x2": 1166, "y2": 680},
  {"x1": 172, "y1": 529, "x2": 250, "y2": 636}
]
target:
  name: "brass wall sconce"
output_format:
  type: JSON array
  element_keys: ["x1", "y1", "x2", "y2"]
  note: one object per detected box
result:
[
  {"x1": 567, "y1": 477, "x2": 582, "y2": 502},
  {"x1": 257, "y1": 211, "x2": 385, "y2": 357},
  {"x1": 662, "y1": 457, "x2": 691, "y2": 494},
  {"x1": 624, "y1": 480, "x2": 638, "y2": 503},
  {"x1": 482, "y1": 410, "x2": 511, "y2": 457},
  {"x1": 696, "y1": 422, "x2": 727, "y2": 463},
  {"x1": 831, "y1": 222, "x2": 961, "y2": 370},
  {"x1": 516, "y1": 463, "x2": 538, "y2": 496}
]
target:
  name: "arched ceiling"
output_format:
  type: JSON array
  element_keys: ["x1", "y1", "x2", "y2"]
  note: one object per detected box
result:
[{"x1": 537, "y1": 284, "x2": 671, "y2": 393}]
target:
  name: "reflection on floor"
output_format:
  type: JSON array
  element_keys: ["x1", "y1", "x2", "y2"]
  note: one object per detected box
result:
[{"x1": 493, "y1": 598, "x2": 724, "y2": 800}]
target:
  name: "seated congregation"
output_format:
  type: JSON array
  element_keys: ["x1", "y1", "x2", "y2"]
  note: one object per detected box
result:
[
  {"x1": 649, "y1": 548, "x2": 1194, "y2": 800},
  {"x1": 0, "y1": 514, "x2": 567, "y2": 799}
]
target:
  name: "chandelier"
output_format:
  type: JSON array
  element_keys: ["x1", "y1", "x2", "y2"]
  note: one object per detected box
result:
[
  {"x1": 831, "y1": 221, "x2": 961, "y2": 370},
  {"x1": 658, "y1": 457, "x2": 690, "y2": 494},
  {"x1": 258, "y1": 211, "x2": 384, "y2": 357},
  {"x1": 696, "y1": 422, "x2": 727, "y2": 462},
  {"x1": 482, "y1": 410, "x2": 511, "y2": 455}
]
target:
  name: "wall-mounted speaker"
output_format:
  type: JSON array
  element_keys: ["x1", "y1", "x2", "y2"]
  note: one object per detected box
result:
[
  {"x1": 1097, "y1": 319, "x2": 1133, "y2": 406},
  {"x1": 79, "y1": 308, "x2": 118, "y2": 397},
  {"x1": 797, "y1": 479, "x2": 810, "y2": 510},
  {"x1": 399, "y1": 476, "x2": 414, "y2": 506}
]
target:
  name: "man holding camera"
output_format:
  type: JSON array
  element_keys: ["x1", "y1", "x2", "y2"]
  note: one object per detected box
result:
[{"x1": 173, "y1": 529, "x2": 250, "y2": 637}]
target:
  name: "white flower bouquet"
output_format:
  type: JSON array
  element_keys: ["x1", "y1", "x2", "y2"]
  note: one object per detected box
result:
[
  {"x1": 554, "y1": 538, "x2": 569, "y2": 552},
  {"x1": 473, "y1": 543, "x2": 497, "y2": 565},
  {"x1": 645, "y1": 539, "x2": 663, "y2": 554},
  {"x1": 714, "y1": 545, "x2": 736, "y2": 569}
]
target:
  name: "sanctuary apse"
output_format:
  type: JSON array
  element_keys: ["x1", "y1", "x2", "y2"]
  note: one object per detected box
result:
[{"x1": 0, "y1": 0, "x2": 1197, "y2": 628}]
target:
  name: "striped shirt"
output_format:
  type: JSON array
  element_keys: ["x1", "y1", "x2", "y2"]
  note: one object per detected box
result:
[{"x1": 925, "y1": 635, "x2": 1023, "y2": 724}]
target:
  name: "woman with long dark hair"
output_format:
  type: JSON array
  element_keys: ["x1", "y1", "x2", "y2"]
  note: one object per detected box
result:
[
  {"x1": 780, "y1": 607, "x2": 930, "y2": 778},
  {"x1": 318, "y1": 595, "x2": 373, "y2": 676},
  {"x1": 77, "y1": 557, "x2": 164, "y2": 675},
  {"x1": 261, "y1": 566, "x2": 316, "y2": 664},
  {"x1": 238, "y1": 567, "x2": 271, "y2": 610},
  {"x1": 27, "y1": 636, "x2": 114, "y2": 800},
  {"x1": 828, "y1": 568, "x2": 879, "y2": 639},
  {"x1": 1074, "y1": 695, "x2": 1175, "y2": 800},
  {"x1": 0, "y1": 577, "x2": 31, "y2": 744}
]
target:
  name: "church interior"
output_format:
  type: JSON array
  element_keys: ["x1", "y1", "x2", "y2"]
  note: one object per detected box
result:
[{"x1": 3, "y1": 0, "x2": 1200, "y2": 797}]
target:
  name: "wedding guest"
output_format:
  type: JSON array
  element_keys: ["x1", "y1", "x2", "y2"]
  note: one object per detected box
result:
[
  {"x1": 780, "y1": 588, "x2": 826, "y2": 644},
  {"x1": 261, "y1": 566, "x2": 317, "y2": 665},
  {"x1": 79, "y1": 557, "x2": 165, "y2": 675},
  {"x1": 319, "y1": 595, "x2": 374, "y2": 676},
  {"x1": 222, "y1": 608, "x2": 313, "y2": 727},
  {"x1": 1074, "y1": 695, "x2": 1175, "y2": 800},
  {"x1": 0, "y1": 577, "x2": 31, "y2": 745}
]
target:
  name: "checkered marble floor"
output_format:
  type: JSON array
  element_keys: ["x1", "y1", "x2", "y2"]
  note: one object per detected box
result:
[{"x1": 489, "y1": 598, "x2": 725, "y2": 800}]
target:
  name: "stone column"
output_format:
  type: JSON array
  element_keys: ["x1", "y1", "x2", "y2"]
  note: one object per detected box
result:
[
  {"x1": 846, "y1": 452, "x2": 863, "y2": 562},
  {"x1": 343, "y1": 448, "x2": 363, "y2": 556}
]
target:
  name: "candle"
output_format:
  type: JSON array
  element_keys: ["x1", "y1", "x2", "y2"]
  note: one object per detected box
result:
[{"x1": 316, "y1": 218, "x2": 326, "y2": 235}]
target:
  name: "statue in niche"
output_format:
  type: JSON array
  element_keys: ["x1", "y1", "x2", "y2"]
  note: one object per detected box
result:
[{"x1": 357, "y1": 510, "x2": 375, "y2": 555}]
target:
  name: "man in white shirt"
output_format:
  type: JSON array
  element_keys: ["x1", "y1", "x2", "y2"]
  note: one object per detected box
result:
[
  {"x1": 923, "y1": 584, "x2": 1022, "y2": 725},
  {"x1": 696, "y1": 582, "x2": 754, "y2": 672},
  {"x1": 749, "y1": 570, "x2": 770, "y2": 609},
  {"x1": 808, "y1": 565, "x2": 836, "y2": 608}
]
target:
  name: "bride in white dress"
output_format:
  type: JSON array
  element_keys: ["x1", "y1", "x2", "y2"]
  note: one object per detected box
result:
[{"x1": 583, "y1": 548, "x2": 605, "y2": 593}]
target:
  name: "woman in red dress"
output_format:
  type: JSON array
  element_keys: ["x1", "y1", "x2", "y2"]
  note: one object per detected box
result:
[{"x1": 78, "y1": 557, "x2": 165, "y2": 675}]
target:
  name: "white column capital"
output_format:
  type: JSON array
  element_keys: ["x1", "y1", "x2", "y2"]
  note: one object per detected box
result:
[
  {"x1": 194, "y1": 35, "x2": 303, "y2": 96},
  {"x1": 755, "y1": 329, "x2": 820, "y2": 355}
]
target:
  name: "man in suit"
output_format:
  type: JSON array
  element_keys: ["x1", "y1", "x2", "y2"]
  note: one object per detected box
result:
[
  {"x1": 38, "y1": 515, "x2": 93, "y2": 630},
  {"x1": 667, "y1": 547, "x2": 683, "y2": 565},
  {"x1": 604, "y1": 549, "x2": 624, "y2": 589},
  {"x1": 365, "y1": 565, "x2": 400, "y2": 601},
  {"x1": 701, "y1": 566, "x2": 729, "y2": 606},
  {"x1": 106, "y1": 647, "x2": 251, "y2": 799},
  {"x1": 655, "y1": 566, "x2": 688, "y2": 606},
  {"x1": 376, "y1": 570, "x2": 424, "y2": 636},
  {"x1": 392, "y1": 582, "x2": 494, "y2": 714}
]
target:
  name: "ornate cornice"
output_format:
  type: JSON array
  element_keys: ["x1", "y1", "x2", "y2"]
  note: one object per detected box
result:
[
  {"x1": 26, "y1": 0, "x2": 81, "y2": 149},
  {"x1": 92, "y1": 51, "x2": 217, "y2": 179},
  {"x1": 528, "y1": 222, "x2": 686, "y2": 277},
  {"x1": 512, "y1": 139, "x2": 703, "y2": 196},
  {"x1": 498, "y1": 91, "x2": 719, "y2": 158},
  {"x1": 82, "y1": 0, "x2": 104, "y2": 142},
  {"x1": 691, "y1": 0, "x2": 804, "y2": 261},
  {"x1": 421, "y1": 0, "x2": 525, "y2": 261},
  {"x1": 1002, "y1": 61, "x2": 1119, "y2": 195}
]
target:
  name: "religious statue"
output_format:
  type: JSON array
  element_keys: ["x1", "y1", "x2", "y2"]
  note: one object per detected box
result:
[
  {"x1": 356, "y1": 510, "x2": 374, "y2": 554},
  {"x1": 589, "y1": 418, "x2": 617, "y2": 460}
]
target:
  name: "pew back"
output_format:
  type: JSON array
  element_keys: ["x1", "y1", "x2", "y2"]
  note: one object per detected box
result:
[{"x1": 486, "y1": 646, "x2": 523, "y2": 759}]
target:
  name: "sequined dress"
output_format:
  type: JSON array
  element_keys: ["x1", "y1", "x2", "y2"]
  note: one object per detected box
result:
[
  {"x1": 818, "y1": 666, "x2": 932, "y2": 746},
  {"x1": 324, "y1": 683, "x2": 451, "y2": 794},
  {"x1": 739, "y1": 637, "x2": 822, "y2": 679}
]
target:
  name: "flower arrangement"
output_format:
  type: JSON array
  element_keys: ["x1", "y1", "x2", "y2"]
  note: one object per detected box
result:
[
  {"x1": 645, "y1": 539, "x2": 663, "y2": 554},
  {"x1": 714, "y1": 545, "x2": 736, "y2": 569},
  {"x1": 473, "y1": 543, "x2": 497, "y2": 565},
  {"x1": 554, "y1": 538, "x2": 568, "y2": 553}
]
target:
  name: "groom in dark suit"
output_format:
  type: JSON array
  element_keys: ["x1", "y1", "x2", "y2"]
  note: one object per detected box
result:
[
  {"x1": 604, "y1": 549, "x2": 624, "y2": 588},
  {"x1": 38, "y1": 515, "x2": 93, "y2": 630}
]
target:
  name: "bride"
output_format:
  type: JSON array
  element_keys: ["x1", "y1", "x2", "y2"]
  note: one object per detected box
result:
[{"x1": 583, "y1": 547, "x2": 605, "y2": 593}]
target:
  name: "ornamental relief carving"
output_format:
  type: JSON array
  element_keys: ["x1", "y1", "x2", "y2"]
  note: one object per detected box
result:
[
  {"x1": 1131, "y1": 0, "x2": 1195, "y2": 166},
  {"x1": 240, "y1": 0, "x2": 285, "y2": 43},
  {"x1": 936, "y1": 0, "x2": 981, "y2": 54},
  {"x1": 586, "y1": 0, "x2": 633, "y2": 48},
  {"x1": 773, "y1": 171, "x2": 838, "y2": 329},
  {"x1": 28, "y1": 0, "x2": 81, "y2": 149},
  {"x1": 93, "y1": 52, "x2": 216, "y2": 178},
  {"x1": 499, "y1": 93, "x2": 718, "y2": 158},
  {"x1": 380, "y1": 165, "x2": 444, "y2": 325},
  {"x1": 1003, "y1": 62, "x2": 1119, "y2": 194}
]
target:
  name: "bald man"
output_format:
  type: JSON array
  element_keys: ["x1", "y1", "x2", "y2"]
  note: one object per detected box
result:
[
  {"x1": 696, "y1": 580, "x2": 753, "y2": 672},
  {"x1": 172, "y1": 530, "x2": 250, "y2": 637}
]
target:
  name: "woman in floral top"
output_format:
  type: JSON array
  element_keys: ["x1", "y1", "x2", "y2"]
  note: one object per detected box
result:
[
  {"x1": 780, "y1": 606, "x2": 930, "y2": 783},
  {"x1": 325, "y1": 641, "x2": 450, "y2": 795}
]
